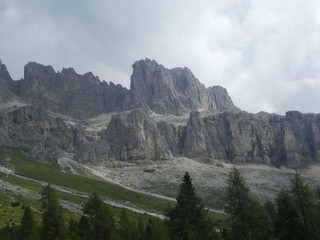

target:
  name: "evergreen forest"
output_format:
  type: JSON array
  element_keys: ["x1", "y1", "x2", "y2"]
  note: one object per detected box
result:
[{"x1": 1, "y1": 169, "x2": 320, "y2": 240}]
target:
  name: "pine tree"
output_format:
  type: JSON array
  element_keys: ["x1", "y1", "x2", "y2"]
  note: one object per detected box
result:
[
  {"x1": 18, "y1": 206, "x2": 38, "y2": 240},
  {"x1": 144, "y1": 218, "x2": 154, "y2": 240},
  {"x1": 83, "y1": 193, "x2": 117, "y2": 240},
  {"x1": 167, "y1": 172, "x2": 215, "y2": 240},
  {"x1": 78, "y1": 215, "x2": 91, "y2": 240},
  {"x1": 275, "y1": 172, "x2": 320, "y2": 240},
  {"x1": 119, "y1": 209, "x2": 138, "y2": 240},
  {"x1": 316, "y1": 186, "x2": 320, "y2": 199},
  {"x1": 144, "y1": 218, "x2": 169, "y2": 240},
  {"x1": 274, "y1": 190, "x2": 300, "y2": 240},
  {"x1": 67, "y1": 219, "x2": 80, "y2": 240},
  {"x1": 40, "y1": 184, "x2": 65, "y2": 240},
  {"x1": 224, "y1": 167, "x2": 272, "y2": 240},
  {"x1": 136, "y1": 216, "x2": 145, "y2": 240}
]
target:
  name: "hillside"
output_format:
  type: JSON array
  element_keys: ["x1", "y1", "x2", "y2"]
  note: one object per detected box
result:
[{"x1": 1, "y1": 58, "x2": 320, "y2": 209}]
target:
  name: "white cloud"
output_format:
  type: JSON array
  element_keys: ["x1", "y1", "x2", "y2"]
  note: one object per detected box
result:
[{"x1": 0, "y1": 0, "x2": 320, "y2": 114}]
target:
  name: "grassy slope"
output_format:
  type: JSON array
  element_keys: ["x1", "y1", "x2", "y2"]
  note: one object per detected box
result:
[
  {"x1": 0, "y1": 188, "x2": 161, "y2": 230},
  {"x1": 0, "y1": 147, "x2": 173, "y2": 213},
  {"x1": 0, "y1": 147, "x2": 227, "y2": 222}
]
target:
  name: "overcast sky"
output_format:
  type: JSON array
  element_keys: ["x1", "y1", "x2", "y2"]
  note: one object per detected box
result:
[{"x1": 1, "y1": 0, "x2": 320, "y2": 114}]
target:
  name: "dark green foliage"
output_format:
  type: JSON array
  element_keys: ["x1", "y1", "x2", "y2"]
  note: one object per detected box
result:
[
  {"x1": 83, "y1": 193, "x2": 117, "y2": 240},
  {"x1": 40, "y1": 184, "x2": 65, "y2": 240},
  {"x1": 18, "y1": 206, "x2": 38, "y2": 240},
  {"x1": 263, "y1": 201, "x2": 276, "y2": 222},
  {"x1": 144, "y1": 218, "x2": 169, "y2": 240},
  {"x1": 77, "y1": 216, "x2": 91, "y2": 240},
  {"x1": 136, "y1": 217, "x2": 146, "y2": 240},
  {"x1": 67, "y1": 219, "x2": 80, "y2": 240},
  {"x1": 275, "y1": 172, "x2": 320, "y2": 240},
  {"x1": 118, "y1": 209, "x2": 137, "y2": 240},
  {"x1": 167, "y1": 172, "x2": 217, "y2": 240},
  {"x1": 0, "y1": 224, "x2": 17, "y2": 240},
  {"x1": 274, "y1": 190, "x2": 300, "y2": 240},
  {"x1": 316, "y1": 186, "x2": 320, "y2": 199},
  {"x1": 224, "y1": 167, "x2": 272, "y2": 240}
]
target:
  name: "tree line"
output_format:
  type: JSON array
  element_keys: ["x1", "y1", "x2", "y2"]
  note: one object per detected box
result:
[{"x1": 1, "y1": 168, "x2": 320, "y2": 240}]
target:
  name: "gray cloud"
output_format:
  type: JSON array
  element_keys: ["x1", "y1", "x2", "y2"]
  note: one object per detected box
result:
[{"x1": 0, "y1": 0, "x2": 320, "y2": 114}]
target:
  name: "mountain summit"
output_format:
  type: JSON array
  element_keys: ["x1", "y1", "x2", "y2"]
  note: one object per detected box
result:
[
  {"x1": 130, "y1": 59, "x2": 236, "y2": 115},
  {"x1": 1, "y1": 59, "x2": 320, "y2": 167},
  {"x1": 0, "y1": 59, "x2": 237, "y2": 119}
]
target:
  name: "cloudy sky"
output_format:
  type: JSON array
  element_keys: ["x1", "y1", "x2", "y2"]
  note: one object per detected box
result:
[{"x1": 1, "y1": 0, "x2": 320, "y2": 114}]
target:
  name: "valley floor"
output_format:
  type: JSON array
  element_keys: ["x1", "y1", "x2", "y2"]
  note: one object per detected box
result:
[{"x1": 60, "y1": 156, "x2": 320, "y2": 208}]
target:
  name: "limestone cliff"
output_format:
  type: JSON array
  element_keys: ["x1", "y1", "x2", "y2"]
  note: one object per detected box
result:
[
  {"x1": 179, "y1": 111, "x2": 320, "y2": 167},
  {"x1": 0, "y1": 58, "x2": 319, "y2": 168},
  {"x1": 101, "y1": 109, "x2": 172, "y2": 161},
  {"x1": 130, "y1": 59, "x2": 237, "y2": 115},
  {"x1": 11, "y1": 62, "x2": 132, "y2": 119},
  {"x1": 0, "y1": 60, "x2": 15, "y2": 103}
]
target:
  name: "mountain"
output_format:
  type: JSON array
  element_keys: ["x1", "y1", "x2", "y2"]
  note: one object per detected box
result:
[
  {"x1": 8, "y1": 62, "x2": 133, "y2": 119},
  {"x1": 1, "y1": 59, "x2": 237, "y2": 119},
  {"x1": 0, "y1": 58, "x2": 319, "y2": 167},
  {"x1": 0, "y1": 60, "x2": 15, "y2": 103},
  {"x1": 130, "y1": 59, "x2": 236, "y2": 114}
]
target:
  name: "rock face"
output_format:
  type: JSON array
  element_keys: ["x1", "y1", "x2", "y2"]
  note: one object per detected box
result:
[
  {"x1": 101, "y1": 109, "x2": 172, "y2": 161},
  {"x1": 130, "y1": 59, "x2": 237, "y2": 115},
  {"x1": 1, "y1": 59, "x2": 237, "y2": 119},
  {"x1": 0, "y1": 58, "x2": 319, "y2": 168},
  {"x1": 10, "y1": 62, "x2": 132, "y2": 119},
  {"x1": 181, "y1": 111, "x2": 320, "y2": 167},
  {"x1": 0, "y1": 105, "x2": 81, "y2": 159},
  {"x1": 0, "y1": 60, "x2": 15, "y2": 103}
]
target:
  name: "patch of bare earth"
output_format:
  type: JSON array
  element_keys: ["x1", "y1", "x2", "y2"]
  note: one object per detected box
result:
[{"x1": 84, "y1": 158, "x2": 320, "y2": 207}]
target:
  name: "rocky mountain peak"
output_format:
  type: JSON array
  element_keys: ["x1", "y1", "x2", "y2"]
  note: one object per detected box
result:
[
  {"x1": 0, "y1": 60, "x2": 12, "y2": 82},
  {"x1": 1, "y1": 59, "x2": 320, "y2": 167},
  {"x1": 0, "y1": 60, "x2": 15, "y2": 103},
  {"x1": 207, "y1": 86, "x2": 238, "y2": 110},
  {"x1": 130, "y1": 58, "x2": 238, "y2": 115},
  {"x1": 0, "y1": 58, "x2": 238, "y2": 118},
  {"x1": 24, "y1": 62, "x2": 55, "y2": 80}
]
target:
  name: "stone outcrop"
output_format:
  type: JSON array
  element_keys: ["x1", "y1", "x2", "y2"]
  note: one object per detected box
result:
[
  {"x1": 0, "y1": 59, "x2": 237, "y2": 119},
  {"x1": 0, "y1": 105, "x2": 80, "y2": 159},
  {"x1": 10, "y1": 62, "x2": 132, "y2": 119},
  {"x1": 0, "y1": 60, "x2": 15, "y2": 103},
  {"x1": 179, "y1": 111, "x2": 320, "y2": 167},
  {"x1": 101, "y1": 109, "x2": 172, "y2": 161},
  {"x1": 130, "y1": 59, "x2": 237, "y2": 115},
  {"x1": 2, "y1": 105, "x2": 319, "y2": 167},
  {"x1": 0, "y1": 58, "x2": 319, "y2": 168}
]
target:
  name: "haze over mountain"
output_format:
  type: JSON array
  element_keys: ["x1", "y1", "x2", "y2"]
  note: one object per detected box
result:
[
  {"x1": 1, "y1": 59, "x2": 320, "y2": 168},
  {"x1": 1, "y1": 0, "x2": 320, "y2": 114}
]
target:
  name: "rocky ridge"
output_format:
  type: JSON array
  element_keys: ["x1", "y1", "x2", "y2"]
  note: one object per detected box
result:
[{"x1": 0, "y1": 59, "x2": 319, "y2": 167}]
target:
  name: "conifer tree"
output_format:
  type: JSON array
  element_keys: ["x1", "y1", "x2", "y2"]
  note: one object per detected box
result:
[
  {"x1": 275, "y1": 172, "x2": 320, "y2": 240},
  {"x1": 40, "y1": 184, "x2": 65, "y2": 240},
  {"x1": 144, "y1": 218, "x2": 155, "y2": 240},
  {"x1": 167, "y1": 172, "x2": 215, "y2": 240},
  {"x1": 83, "y1": 193, "x2": 117, "y2": 240},
  {"x1": 67, "y1": 219, "x2": 80, "y2": 240},
  {"x1": 136, "y1": 216, "x2": 146, "y2": 240},
  {"x1": 144, "y1": 218, "x2": 169, "y2": 240},
  {"x1": 224, "y1": 167, "x2": 272, "y2": 240},
  {"x1": 119, "y1": 209, "x2": 138, "y2": 240},
  {"x1": 19, "y1": 206, "x2": 38, "y2": 240},
  {"x1": 78, "y1": 215, "x2": 91, "y2": 240},
  {"x1": 274, "y1": 190, "x2": 300, "y2": 240}
]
